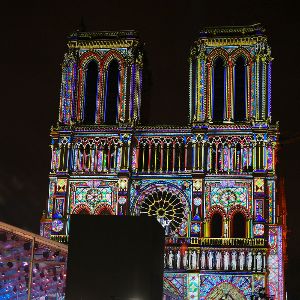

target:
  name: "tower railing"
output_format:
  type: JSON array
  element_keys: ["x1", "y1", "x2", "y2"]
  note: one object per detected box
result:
[{"x1": 165, "y1": 237, "x2": 266, "y2": 247}]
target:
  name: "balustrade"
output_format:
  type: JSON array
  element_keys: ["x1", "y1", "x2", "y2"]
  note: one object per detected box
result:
[
  {"x1": 51, "y1": 138, "x2": 128, "y2": 174},
  {"x1": 50, "y1": 135, "x2": 275, "y2": 174},
  {"x1": 164, "y1": 247, "x2": 267, "y2": 272},
  {"x1": 72, "y1": 143, "x2": 121, "y2": 173},
  {"x1": 135, "y1": 137, "x2": 192, "y2": 173},
  {"x1": 198, "y1": 237, "x2": 266, "y2": 247}
]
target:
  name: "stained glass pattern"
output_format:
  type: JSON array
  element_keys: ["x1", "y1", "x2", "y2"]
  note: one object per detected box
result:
[
  {"x1": 48, "y1": 179, "x2": 56, "y2": 217},
  {"x1": 188, "y1": 273, "x2": 199, "y2": 299},
  {"x1": 57, "y1": 178, "x2": 67, "y2": 193},
  {"x1": 69, "y1": 180, "x2": 118, "y2": 214},
  {"x1": 55, "y1": 198, "x2": 64, "y2": 216},
  {"x1": 253, "y1": 274, "x2": 265, "y2": 294},
  {"x1": 268, "y1": 181, "x2": 275, "y2": 223},
  {"x1": 253, "y1": 224, "x2": 264, "y2": 236},
  {"x1": 268, "y1": 226, "x2": 284, "y2": 300},
  {"x1": 200, "y1": 274, "x2": 252, "y2": 299},
  {"x1": 267, "y1": 146, "x2": 273, "y2": 170},
  {"x1": 59, "y1": 53, "x2": 76, "y2": 124},
  {"x1": 255, "y1": 199, "x2": 264, "y2": 221},
  {"x1": 210, "y1": 187, "x2": 247, "y2": 210},
  {"x1": 254, "y1": 178, "x2": 264, "y2": 192},
  {"x1": 164, "y1": 273, "x2": 187, "y2": 299},
  {"x1": 52, "y1": 219, "x2": 64, "y2": 232},
  {"x1": 205, "y1": 180, "x2": 252, "y2": 216}
]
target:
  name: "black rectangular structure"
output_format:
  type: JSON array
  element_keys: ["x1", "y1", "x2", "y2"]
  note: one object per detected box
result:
[{"x1": 66, "y1": 215, "x2": 165, "y2": 300}]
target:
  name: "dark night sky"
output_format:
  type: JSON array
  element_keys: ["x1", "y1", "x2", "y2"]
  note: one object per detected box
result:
[{"x1": 0, "y1": 0, "x2": 299, "y2": 297}]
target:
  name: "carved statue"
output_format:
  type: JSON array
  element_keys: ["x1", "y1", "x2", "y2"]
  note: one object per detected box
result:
[
  {"x1": 201, "y1": 251, "x2": 206, "y2": 269},
  {"x1": 176, "y1": 250, "x2": 181, "y2": 269},
  {"x1": 157, "y1": 217, "x2": 172, "y2": 235},
  {"x1": 191, "y1": 250, "x2": 197, "y2": 269},
  {"x1": 224, "y1": 251, "x2": 230, "y2": 270},
  {"x1": 216, "y1": 251, "x2": 222, "y2": 270},
  {"x1": 183, "y1": 250, "x2": 188, "y2": 269},
  {"x1": 224, "y1": 221, "x2": 229, "y2": 238},
  {"x1": 256, "y1": 252, "x2": 262, "y2": 271},
  {"x1": 231, "y1": 251, "x2": 237, "y2": 270},
  {"x1": 168, "y1": 250, "x2": 174, "y2": 269},
  {"x1": 239, "y1": 251, "x2": 245, "y2": 271},
  {"x1": 208, "y1": 251, "x2": 214, "y2": 270},
  {"x1": 247, "y1": 251, "x2": 253, "y2": 270}
]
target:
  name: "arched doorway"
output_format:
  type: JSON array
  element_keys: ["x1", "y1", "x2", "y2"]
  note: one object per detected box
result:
[
  {"x1": 232, "y1": 212, "x2": 246, "y2": 238},
  {"x1": 210, "y1": 212, "x2": 223, "y2": 238}
]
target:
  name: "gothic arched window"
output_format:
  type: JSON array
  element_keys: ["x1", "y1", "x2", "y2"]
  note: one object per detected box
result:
[
  {"x1": 210, "y1": 212, "x2": 223, "y2": 238},
  {"x1": 232, "y1": 212, "x2": 246, "y2": 238},
  {"x1": 104, "y1": 59, "x2": 119, "y2": 125},
  {"x1": 83, "y1": 60, "x2": 98, "y2": 124},
  {"x1": 234, "y1": 56, "x2": 247, "y2": 121},
  {"x1": 212, "y1": 57, "x2": 225, "y2": 122}
]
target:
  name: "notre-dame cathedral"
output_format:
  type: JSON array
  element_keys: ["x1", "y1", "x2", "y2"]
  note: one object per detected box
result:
[{"x1": 39, "y1": 24, "x2": 286, "y2": 299}]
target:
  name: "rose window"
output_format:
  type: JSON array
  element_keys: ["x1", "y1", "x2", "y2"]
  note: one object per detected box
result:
[{"x1": 140, "y1": 189, "x2": 185, "y2": 234}]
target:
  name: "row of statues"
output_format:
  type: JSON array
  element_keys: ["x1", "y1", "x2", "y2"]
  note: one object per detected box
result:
[{"x1": 164, "y1": 249, "x2": 266, "y2": 271}]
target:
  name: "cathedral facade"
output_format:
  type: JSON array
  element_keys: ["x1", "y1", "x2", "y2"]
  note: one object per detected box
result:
[{"x1": 40, "y1": 24, "x2": 286, "y2": 299}]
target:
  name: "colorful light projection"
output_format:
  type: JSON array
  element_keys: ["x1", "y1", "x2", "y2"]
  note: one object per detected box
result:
[{"x1": 41, "y1": 25, "x2": 285, "y2": 300}]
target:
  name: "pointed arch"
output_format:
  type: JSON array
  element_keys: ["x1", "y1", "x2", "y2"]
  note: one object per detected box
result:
[
  {"x1": 207, "y1": 48, "x2": 229, "y2": 63},
  {"x1": 102, "y1": 50, "x2": 126, "y2": 124},
  {"x1": 228, "y1": 205, "x2": 250, "y2": 238},
  {"x1": 228, "y1": 204, "x2": 251, "y2": 220},
  {"x1": 233, "y1": 56, "x2": 247, "y2": 121},
  {"x1": 77, "y1": 52, "x2": 102, "y2": 123},
  {"x1": 212, "y1": 56, "x2": 226, "y2": 121},
  {"x1": 207, "y1": 205, "x2": 226, "y2": 238},
  {"x1": 83, "y1": 60, "x2": 98, "y2": 124},
  {"x1": 207, "y1": 205, "x2": 227, "y2": 219},
  {"x1": 72, "y1": 204, "x2": 92, "y2": 215},
  {"x1": 230, "y1": 47, "x2": 252, "y2": 64},
  {"x1": 210, "y1": 212, "x2": 223, "y2": 238},
  {"x1": 104, "y1": 59, "x2": 120, "y2": 124},
  {"x1": 231, "y1": 48, "x2": 252, "y2": 122},
  {"x1": 232, "y1": 211, "x2": 246, "y2": 238},
  {"x1": 94, "y1": 204, "x2": 114, "y2": 215},
  {"x1": 102, "y1": 50, "x2": 125, "y2": 70}
]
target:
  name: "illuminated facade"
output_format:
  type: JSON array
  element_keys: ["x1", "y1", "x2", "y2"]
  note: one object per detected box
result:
[{"x1": 40, "y1": 25, "x2": 286, "y2": 299}]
